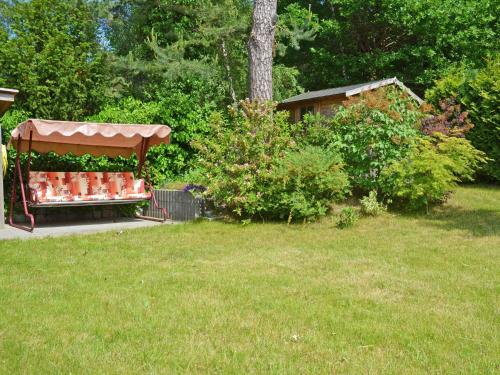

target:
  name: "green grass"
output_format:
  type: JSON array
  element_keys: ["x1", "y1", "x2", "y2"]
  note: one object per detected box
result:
[{"x1": 1, "y1": 185, "x2": 499, "y2": 374}]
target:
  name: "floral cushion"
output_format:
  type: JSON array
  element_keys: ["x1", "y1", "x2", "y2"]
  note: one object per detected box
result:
[{"x1": 28, "y1": 171, "x2": 151, "y2": 203}]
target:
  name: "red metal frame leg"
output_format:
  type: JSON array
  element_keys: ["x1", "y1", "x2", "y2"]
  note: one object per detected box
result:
[
  {"x1": 9, "y1": 136, "x2": 35, "y2": 232},
  {"x1": 135, "y1": 184, "x2": 170, "y2": 222}
]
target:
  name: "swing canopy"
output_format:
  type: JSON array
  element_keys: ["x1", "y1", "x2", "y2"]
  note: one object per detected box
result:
[{"x1": 9, "y1": 119, "x2": 171, "y2": 157}]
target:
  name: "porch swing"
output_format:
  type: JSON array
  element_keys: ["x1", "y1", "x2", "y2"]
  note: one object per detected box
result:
[{"x1": 8, "y1": 119, "x2": 171, "y2": 232}]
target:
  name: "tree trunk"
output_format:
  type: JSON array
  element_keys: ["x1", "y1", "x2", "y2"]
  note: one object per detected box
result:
[
  {"x1": 248, "y1": 0, "x2": 277, "y2": 101},
  {"x1": 220, "y1": 39, "x2": 237, "y2": 104}
]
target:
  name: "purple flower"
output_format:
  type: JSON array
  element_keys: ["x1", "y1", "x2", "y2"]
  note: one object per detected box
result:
[{"x1": 183, "y1": 184, "x2": 207, "y2": 193}]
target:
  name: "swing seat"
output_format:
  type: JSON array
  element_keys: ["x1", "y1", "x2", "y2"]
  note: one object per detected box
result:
[{"x1": 28, "y1": 171, "x2": 151, "y2": 207}]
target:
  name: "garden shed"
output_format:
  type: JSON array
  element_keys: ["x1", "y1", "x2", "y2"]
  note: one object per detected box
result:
[{"x1": 278, "y1": 77, "x2": 423, "y2": 122}]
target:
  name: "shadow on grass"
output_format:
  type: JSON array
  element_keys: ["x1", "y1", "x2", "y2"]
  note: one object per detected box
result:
[{"x1": 421, "y1": 207, "x2": 500, "y2": 237}]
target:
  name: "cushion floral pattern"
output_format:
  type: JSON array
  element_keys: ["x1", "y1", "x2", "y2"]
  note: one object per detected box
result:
[{"x1": 28, "y1": 171, "x2": 151, "y2": 203}]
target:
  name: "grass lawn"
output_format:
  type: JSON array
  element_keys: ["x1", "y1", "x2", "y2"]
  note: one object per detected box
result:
[{"x1": 0, "y1": 185, "x2": 499, "y2": 374}]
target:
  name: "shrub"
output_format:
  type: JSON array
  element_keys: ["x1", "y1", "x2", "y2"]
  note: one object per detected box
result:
[
  {"x1": 271, "y1": 145, "x2": 349, "y2": 221},
  {"x1": 336, "y1": 207, "x2": 359, "y2": 229},
  {"x1": 380, "y1": 134, "x2": 487, "y2": 211},
  {"x1": 463, "y1": 57, "x2": 500, "y2": 181},
  {"x1": 331, "y1": 87, "x2": 422, "y2": 191},
  {"x1": 194, "y1": 100, "x2": 348, "y2": 221},
  {"x1": 426, "y1": 57, "x2": 500, "y2": 181},
  {"x1": 193, "y1": 100, "x2": 296, "y2": 218},
  {"x1": 420, "y1": 98, "x2": 473, "y2": 138},
  {"x1": 88, "y1": 87, "x2": 216, "y2": 183},
  {"x1": 360, "y1": 191, "x2": 386, "y2": 216}
]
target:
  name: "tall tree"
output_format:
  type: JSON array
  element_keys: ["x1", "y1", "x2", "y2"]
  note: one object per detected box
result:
[
  {"x1": 0, "y1": 0, "x2": 109, "y2": 120},
  {"x1": 105, "y1": 0, "x2": 252, "y2": 103},
  {"x1": 276, "y1": 0, "x2": 499, "y2": 95},
  {"x1": 248, "y1": 0, "x2": 278, "y2": 100}
]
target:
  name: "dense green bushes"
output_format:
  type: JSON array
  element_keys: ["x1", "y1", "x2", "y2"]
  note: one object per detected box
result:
[
  {"x1": 194, "y1": 100, "x2": 349, "y2": 221},
  {"x1": 327, "y1": 88, "x2": 421, "y2": 191},
  {"x1": 87, "y1": 81, "x2": 217, "y2": 183},
  {"x1": 3, "y1": 85, "x2": 488, "y2": 221},
  {"x1": 193, "y1": 87, "x2": 487, "y2": 220},
  {"x1": 297, "y1": 87, "x2": 487, "y2": 212},
  {"x1": 0, "y1": 0, "x2": 108, "y2": 120},
  {"x1": 271, "y1": 145, "x2": 349, "y2": 221},
  {"x1": 425, "y1": 56, "x2": 500, "y2": 181},
  {"x1": 380, "y1": 135, "x2": 487, "y2": 210}
]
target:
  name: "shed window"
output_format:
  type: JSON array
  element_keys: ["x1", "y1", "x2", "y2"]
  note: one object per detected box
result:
[{"x1": 300, "y1": 105, "x2": 314, "y2": 121}]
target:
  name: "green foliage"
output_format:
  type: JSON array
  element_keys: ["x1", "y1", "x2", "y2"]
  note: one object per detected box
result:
[
  {"x1": 360, "y1": 191, "x2": 386, "y2": 216},
  {"x1": 331, "y1": 87, "x2": 422, "y2": 191},
  {"x1": 425, "y1": 56, "x2": 500, "y2": 181},
  {"x1": 277, "y1": 0, "x2": 498, "y2": 94},
  {"x1": 193, "y1": 100, "x2": 296, "y2": 219},
  {"x1": 106, "y1": 0, "x2": 314, "y2": 103},
  {"x1": 380, "y1": 135, "x2": 487, "y2": 210},
  {"x1": 0, "y1": 0, "x2": 109, "y2": 120},
  {"x1": 106, "y1": 0, "x2": 252, "y2": 102},
  {"x1": 425, "y1": 65, "x2": 471, "y2": 106},
  {"x1": 0, "y1": 109, "x2": 32, "y2": 144},
  {"x1": 272, "y1": 65, "x2": 303, "y2": 103},
  {"x1": 465, "y1": 58, "x2": 500, "y2": 181},
  {"x1": 271, "y1": 145, "x2": 349, "y2": 221},
  {"x1": 194, "y1": 100, "x2": 347, "y2": 220},
  {"x1": 336, "y1": 207, "x2": 359, "y2": 229},
  {"x1": 88, "y1": 81, "x2": 217, "y2": 183},
  {"x1": 275, "y1": 3, "x2": 319, "y2": 57}
]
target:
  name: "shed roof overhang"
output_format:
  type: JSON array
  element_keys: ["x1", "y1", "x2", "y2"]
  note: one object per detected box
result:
[
  {"x1": 278, "y1": 77, "x2": 424, "y2": 108},
  {"x1": 0, "y1": 88, "x2": 19, "y2": 115},
  {"x1": 9, "y1": 119, "x2": 172, "y2": 158}
]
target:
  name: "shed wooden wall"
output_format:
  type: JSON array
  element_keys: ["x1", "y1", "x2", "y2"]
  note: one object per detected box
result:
[{"x1": 278, "y1": 95, "x2": 346, "y2": 122}]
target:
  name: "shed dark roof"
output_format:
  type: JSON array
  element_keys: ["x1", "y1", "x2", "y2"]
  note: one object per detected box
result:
[{"x1": 280, "y1": 77, "x2": 423, "y2": 105}]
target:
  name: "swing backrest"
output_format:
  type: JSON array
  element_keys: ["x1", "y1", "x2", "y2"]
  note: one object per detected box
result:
[{"x1": 28, "y1": 171, "x2": 150, "y2": 203}]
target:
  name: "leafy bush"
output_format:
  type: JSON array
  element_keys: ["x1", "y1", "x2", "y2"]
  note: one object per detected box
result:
[
  {"x1": 463, "y1": 57, "x2": 500, "y2": 181},
  {"x1": 380, "y1": 134, "x2": 487, "y2": 210},
  {"x1": 0, "y1": 109, "x2": 31, "y2": 143},
  {"x1": 426, "y1": 57, "x2": 500, "y2": 181},
  {"x1": 88, "y1": 83, "x2": 217, "y2": 183},
  {"x1": 336, "y1": 207, "x2": 359, "y2": 229},
  {"x1": 360, "y1": 191, "x2": 386, "y2": 216},
  {"x1": 331, "y1": 87, "x2": 422, "y2": 191},
  {"x1": 193, "y1": 100, "x2": 296, "y2": 218},
  {"x1": 194, "y1": 100, "x2": 348, "y2": 221},
  {"x1": 301, "y1": 112, "x2": 343, "y2": 150},
  {"x1": 271, "y1": 145, "x2": 349, "y2": 221},
  {"x1": 425, "y1": 64, "x2": 471, "y2": 106}
]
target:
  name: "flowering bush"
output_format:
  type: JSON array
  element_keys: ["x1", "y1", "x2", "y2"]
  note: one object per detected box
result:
[
  {"x1": 182, "y1": 184, "x2": 207, "y2": 194},
  {"x1": 194, "y1": 100, "x2": 348, "y2": 220}
]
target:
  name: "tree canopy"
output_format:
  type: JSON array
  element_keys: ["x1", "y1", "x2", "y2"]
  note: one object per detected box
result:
[{"x1": 0, "y1": 0, "x2": 498, "y2": 182}]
